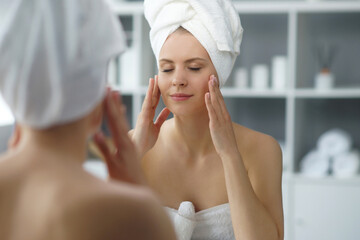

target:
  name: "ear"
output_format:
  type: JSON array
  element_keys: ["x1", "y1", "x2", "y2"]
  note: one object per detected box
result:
[{"x1": 8, "y1": 123, "x2": 21, "y2": 150}]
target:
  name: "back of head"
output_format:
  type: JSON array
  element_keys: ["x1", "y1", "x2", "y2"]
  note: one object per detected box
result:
[{"x1": 0, "y1": 0, "x2": 126, "y2": 129}]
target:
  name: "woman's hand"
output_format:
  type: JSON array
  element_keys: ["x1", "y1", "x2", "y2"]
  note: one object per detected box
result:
[
  {"x1": 8, "y1": 124, "x2": 21, "y2": 150},
  {"x1": 93, "y1": 89, "x2": 144, "y2": 184},
  {"x1": 205, "y1": 75, "x2": 240, "y2": 159},
  {"x1": 131, "y1": 76, "x2": 170, "y2": 158}
]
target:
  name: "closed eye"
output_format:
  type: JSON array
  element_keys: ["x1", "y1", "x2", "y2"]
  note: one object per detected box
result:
[
  {"x1": 162, "y1": 69, "x2": 173, "y2": 73},
  {"x1": 189, "y1": 67, "x2": 201, "y2": 71}
]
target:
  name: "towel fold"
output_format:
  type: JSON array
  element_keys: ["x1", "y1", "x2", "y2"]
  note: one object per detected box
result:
[
  {"x1": 164, "y1": 201, "x2": 234, "y2": 240},
  {"x1": 333, "y1": 150, "x2": 360, "y2": 178},
  {"x1": 0, "y1": 0, "x2": 126, "y2": 129},
  {"x1": 317, "y1": 129, "x2": 352, "y2": 158},
  {"x1": 144, "y1": 0, "x2": 243, "y2": 86},
  {"x1": 174, "y1": 201, "x2": 196, "y2": 240},
  {"x1": 300, "y1": 149, "x2": 330, "y2": 177}
]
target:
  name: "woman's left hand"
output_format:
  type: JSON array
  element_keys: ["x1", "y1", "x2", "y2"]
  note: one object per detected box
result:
[{"x1": 205, "y1": 75, "x2": 240, "y2": 159}]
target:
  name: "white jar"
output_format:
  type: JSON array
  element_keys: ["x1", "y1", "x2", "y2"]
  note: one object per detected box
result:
[{"x1": 315, "y1": 69, "x2": 335, "y2": 90}]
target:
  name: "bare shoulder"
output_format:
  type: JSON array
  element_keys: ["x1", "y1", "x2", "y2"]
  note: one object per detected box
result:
[
  {"x1": 56, "y1": 183, "x2": 176, "y2": 240},
  {"x1": 232, "y1": 123, "x2": 282, "y2": 174}
]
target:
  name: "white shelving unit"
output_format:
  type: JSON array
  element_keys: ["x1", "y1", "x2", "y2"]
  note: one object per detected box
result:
[{"x1": 107, "y1": 1, "x2": 360, "y2": 239}]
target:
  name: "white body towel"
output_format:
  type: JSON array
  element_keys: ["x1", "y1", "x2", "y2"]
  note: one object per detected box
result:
[
  {"x1": 165, "y1": 201, "x2": 234, "y2": 240},
  {"x1": 144, "y1": 0, "x2": 243, "y2": 86}
]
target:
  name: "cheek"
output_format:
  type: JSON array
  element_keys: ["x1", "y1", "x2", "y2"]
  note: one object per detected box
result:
[
  {"x1": 199, "y1": 76, "x2": 210, "y2": 92},
  {"x1": 157, "y1": 77, "x2": 168, "y2": 96}
]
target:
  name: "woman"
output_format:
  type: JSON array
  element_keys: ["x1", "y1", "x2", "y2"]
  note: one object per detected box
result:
[
  {"x1": 0, "y1": 1, "x2": 176, "y2": 239},
  {"x1": 97, "y1": 0, "x2": 284, "y2": 239}
]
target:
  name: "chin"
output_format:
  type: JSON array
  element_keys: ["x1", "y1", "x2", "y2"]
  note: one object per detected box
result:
[{"x1": 168, "y1": 105, "x2": 207, "y2": 118}]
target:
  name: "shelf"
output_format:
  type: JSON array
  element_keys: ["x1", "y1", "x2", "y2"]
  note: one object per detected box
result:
[
  {"x1": 107, "y1": 1, "x2": 360, "y2": 15},
  {"x1": 110, "y1": 85, "x2": 138, "y2": 95},
  {"x1": 221, "y1": 88, "x2": 288, "y2": 98},
  {"x1": 287, "y1": 173, "x2": 360, "y2": 186},
  {"x1": 106, "y1": 1, "x2": 144, "y2": 14},
  {"x1": 295, "y1": 88, "x2": 360, "y2": 98}
]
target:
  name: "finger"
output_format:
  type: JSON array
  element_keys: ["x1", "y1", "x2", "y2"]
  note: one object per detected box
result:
[
  {"x1": 93, "y1": 131, "x2": 115, "y2": 168},
  {"x1": 104, "y1": 91, "x2": 123, "y2": 148},
  {"x1": 113, "y1": 91, "x2": 130, "y2": 131},
  {"x1": 7, "y1": 124, "x2": 20, "y2": 149},
  {"x1": 212, "y1": 76, "x2": 228, "y2": 117},
  {"x1": 154, "y1": 107, "x2": 171, "y2": 130},
  {"x1": 208, "y1": 77, "x2": 222, "y2": 118},
  {"x1": 152, "y1": 75, "x2": 161, "y2": 108},
  {"x1": 142, "y1": 78, "x2": 155, "y2": 110},
  {"x1": 205, "y1": 92, "x2": 219, "y2": 124},
  {"x1": 107, "y1": 92, "x2": 133, "y2": 152}
]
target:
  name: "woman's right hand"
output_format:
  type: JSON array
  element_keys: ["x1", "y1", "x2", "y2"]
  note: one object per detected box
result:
[{"x1": 131, "y1": 75, "x2": 170, "y2": 158}]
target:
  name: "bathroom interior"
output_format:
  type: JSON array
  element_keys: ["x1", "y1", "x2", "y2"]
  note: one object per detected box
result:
[{"x1": 0, "y1": 0, "x2": 359, "y2": 239}]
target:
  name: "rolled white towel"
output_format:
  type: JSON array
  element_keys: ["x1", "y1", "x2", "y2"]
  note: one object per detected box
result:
[
  {"x1": 300, "y1": 149, "x2": 330, "y2": 177},
  {"x1": 333, "y1": 150, "x2": 360, "y2": 178},
  {"x1": 317, "y1": 129, "x2": 352, "y2": 158}
]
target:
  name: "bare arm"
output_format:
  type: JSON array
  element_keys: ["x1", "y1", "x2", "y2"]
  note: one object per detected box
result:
[{"x1": 205, "y1": 75, "x2": 284, "y2": 240}]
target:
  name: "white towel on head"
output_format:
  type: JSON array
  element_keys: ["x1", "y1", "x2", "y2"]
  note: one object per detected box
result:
[
  {"x1": 317, "y1": 129, "x2": 352, "y2": 158},
  {"x1": 0, "y1": 0, "x2": 126, "y2": 129},
  {"x1": 144, "y1": 0, "x2": 243, "y2": 86}
]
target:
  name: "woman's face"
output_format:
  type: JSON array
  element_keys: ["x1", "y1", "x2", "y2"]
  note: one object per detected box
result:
[{"x1": 158, "y1": 30, "x2": 217, "y2": 117}]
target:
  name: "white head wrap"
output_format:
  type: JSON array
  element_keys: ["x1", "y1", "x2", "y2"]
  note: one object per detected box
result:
[
  {"x1": 144, "y1": 0, "x2": 243, "y2": 86},
  {"x1": 0, "y1": 0, "x2": 126, "y2": 129}
]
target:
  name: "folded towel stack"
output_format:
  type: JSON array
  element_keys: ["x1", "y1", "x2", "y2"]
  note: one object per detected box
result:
[{"x1": 300, "y1": 129, "x2": 360, "y2": 178}]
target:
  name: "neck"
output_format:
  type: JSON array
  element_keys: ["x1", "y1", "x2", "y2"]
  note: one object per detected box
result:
[
  {"x1": 18, "y1": 122, "x2": 89, "y2": 165},
  {"x1": 172, "y1": 110, "x2": 214, "y2": 157}
]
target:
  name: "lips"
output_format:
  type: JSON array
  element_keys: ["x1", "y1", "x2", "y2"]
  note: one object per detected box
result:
[{"x1": 170, "y1": 93, "x2": 193, "y2": 101}]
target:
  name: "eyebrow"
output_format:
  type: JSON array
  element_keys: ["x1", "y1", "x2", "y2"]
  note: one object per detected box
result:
[{"x1": 159, "y1": 57, "x2": 208, "y2": 64}]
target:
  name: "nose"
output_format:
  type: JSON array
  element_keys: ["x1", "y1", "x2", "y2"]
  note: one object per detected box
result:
[{"x1": 172, "y1": 69, "x2": 187, "y2": 87}]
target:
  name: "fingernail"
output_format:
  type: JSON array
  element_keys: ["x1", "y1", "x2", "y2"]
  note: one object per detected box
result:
[
  {"x1": 213, "y1": 76, "x2": 218, "y2": 84},
  {"x1": 106, "y1": 87, "x2": 111, "y2": 94}
]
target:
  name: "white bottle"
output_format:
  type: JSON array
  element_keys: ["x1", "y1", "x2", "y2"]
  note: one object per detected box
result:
[
  {"x1": 271, "y1": 56, "x2": 287, "y2": 90},
  {"x1": 251, "y1": 64, "x2": 269, "y2": 90},
  {"x1": 234, "y1": 68, "x2": 248, "y2": 89}
]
